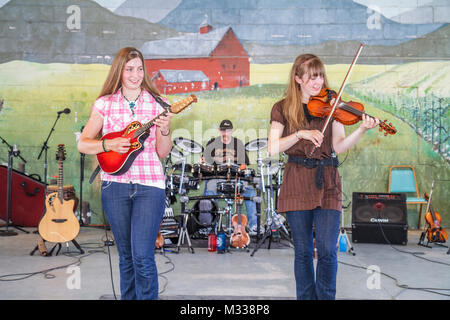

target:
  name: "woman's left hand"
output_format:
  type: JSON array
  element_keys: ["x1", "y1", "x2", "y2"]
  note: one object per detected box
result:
[
  {"x1": 155, "y1": 112, "x2": 173, "y2": 135},
  {"x1": 359, "y1": 114, "x2": 380, "y2": 132}
]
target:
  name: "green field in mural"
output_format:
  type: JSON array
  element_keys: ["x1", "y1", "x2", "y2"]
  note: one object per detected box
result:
[{"x1": 0, "y1": 60, "x2": 448, "y2": 227}]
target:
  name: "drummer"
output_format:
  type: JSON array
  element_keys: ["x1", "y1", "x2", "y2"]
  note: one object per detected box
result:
[{"x1": 202, "y1": 120, "x2": 260, "y2": 236}]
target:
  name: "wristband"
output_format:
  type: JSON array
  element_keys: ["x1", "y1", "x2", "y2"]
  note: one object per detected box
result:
[
  {"x1": 161, "y1": 129, "x2": 170, "y2": 136},
  {"x1": 295, "y1": 131, "x2": 301, "y2": 141},
  {"x1": 102, "y1": 139, "x2": 109, "y2": 152}
]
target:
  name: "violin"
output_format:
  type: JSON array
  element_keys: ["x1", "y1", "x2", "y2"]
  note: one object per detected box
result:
[
  {"x1": 308, "y1": 44, "x2": 397, "y2": 156},
  {"x1": 230, "y1": 192, "x2": 250, "y2": 249},
  {"x1": 307, "y1": 88, "x2": 397, "y2": 136},
  {"x1": 424, "y1": 182, "x2": 447, "y2": 243}
]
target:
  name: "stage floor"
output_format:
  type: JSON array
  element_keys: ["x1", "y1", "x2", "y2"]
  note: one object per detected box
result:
[{"x1": 0, "y1": 225, "x2": 449, "y2": 300}]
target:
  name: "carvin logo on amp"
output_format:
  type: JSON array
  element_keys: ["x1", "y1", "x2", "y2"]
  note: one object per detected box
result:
[{"x1": 370, "y1": 218, "x2": 389, "y2": 223}]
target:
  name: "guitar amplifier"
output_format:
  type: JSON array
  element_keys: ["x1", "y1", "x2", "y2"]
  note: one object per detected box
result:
[
  {"x1": 351, "y1": 192, "x2": 408, "y2": 245},
  {"x1": 0, "y1": 165, "x2": 46, "y2": 227}
]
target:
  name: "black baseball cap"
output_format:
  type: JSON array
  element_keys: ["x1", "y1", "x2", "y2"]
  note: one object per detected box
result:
[{"x1": 219, "y1": 119, "x2": 233, "y2": 130}]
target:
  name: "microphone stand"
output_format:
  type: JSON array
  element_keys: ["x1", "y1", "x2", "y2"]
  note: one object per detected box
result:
[
  {"x1": 38, "y1": 112, "x2": 64, "y2": 188},
  {"x1": 78, "y1": 126, "x2": 85, "y2": 226},
  {"x1": 0, "y1": 139, "x2": 29, "y2": 236}
]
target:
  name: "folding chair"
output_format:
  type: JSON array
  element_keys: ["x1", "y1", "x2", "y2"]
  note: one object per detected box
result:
[{"x1": 388, "y1": 165, "x2": 427, "y2": 229}]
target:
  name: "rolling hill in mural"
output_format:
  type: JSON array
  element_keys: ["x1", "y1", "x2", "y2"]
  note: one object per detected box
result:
[
  {"x1": 0, "y1": 0, "x2": 183, "y2": 64},
  {"x1": 157, "y1": 0, "x2": 444, "y2": 46}
]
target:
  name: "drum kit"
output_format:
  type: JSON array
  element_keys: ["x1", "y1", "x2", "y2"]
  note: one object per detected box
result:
[{"x1": 162, "y1": 136, "x2": 290, "y2": 254}]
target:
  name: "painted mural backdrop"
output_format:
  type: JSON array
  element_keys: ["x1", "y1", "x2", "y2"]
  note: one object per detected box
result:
[{"x1": 0, "y1": 0, "x2": 448, "y2": 228}]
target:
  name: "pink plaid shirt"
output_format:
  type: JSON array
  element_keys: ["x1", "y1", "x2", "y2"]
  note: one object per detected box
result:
[{"x1": 93, "y1": 88, "x2": 166, "y2": 189}]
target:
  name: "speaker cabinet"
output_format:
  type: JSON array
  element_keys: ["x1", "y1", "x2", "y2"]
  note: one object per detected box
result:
[
  {"x1": 0, "y1": 165, "x2": 46, "y2": 227},
  {"x1": 351, "y1": 192, "x2": 408, "y2": 245}
]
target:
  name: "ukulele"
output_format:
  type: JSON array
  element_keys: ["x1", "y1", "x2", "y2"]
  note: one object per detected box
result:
[
  {"x1": 97, "y1": 94, "x2": 197, "y2": 175},
  {"x1": 424, "y1": 182, "x2": 447, "y2": 243},
  {"x1": 230, "y1": 192, "x2": 250, "y2": 249},
  {"x1": 38, "y1": 145, "x2": 80, "y2": 243}
]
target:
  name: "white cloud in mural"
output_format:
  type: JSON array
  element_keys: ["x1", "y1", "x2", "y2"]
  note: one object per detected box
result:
[{"x1": 354, "y1": 0, "x2": 449, "y2": 23}]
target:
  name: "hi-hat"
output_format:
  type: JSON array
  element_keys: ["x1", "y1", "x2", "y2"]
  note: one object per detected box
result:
[
  {"x1": 170, "y1": 146, "x2": 184, "y2": 161},
  {"x1": 245, "y1": 138, "x2": 268, "y2": 151},
  {"x1": 173, "y1": 137, "x2": 203, "y2": 154}
]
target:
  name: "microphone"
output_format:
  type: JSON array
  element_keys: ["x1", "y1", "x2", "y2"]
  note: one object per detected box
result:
[{"x1": 57, "y1": 108, "x2": 71, "y2": 115}]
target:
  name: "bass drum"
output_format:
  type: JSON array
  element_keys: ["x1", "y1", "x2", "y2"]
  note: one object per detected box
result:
[{"x1": 187, "y1": 199, "x2": 219, "y2": 239}]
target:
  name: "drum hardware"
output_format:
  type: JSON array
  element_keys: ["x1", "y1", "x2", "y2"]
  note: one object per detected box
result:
[
  {"x1": 251, "y1": 156, "x2": 291, "y2": 257},
  {"x1": 173, "y1": 137, "x2": 203, "y2": 154},
  {"x1": 176, "y1": 195, "x2": 194, "y2": 254}
]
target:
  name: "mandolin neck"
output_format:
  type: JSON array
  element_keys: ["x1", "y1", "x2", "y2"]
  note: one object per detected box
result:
[{"x1": 134, "y1": 109, "x2": 169, "y2": 138}]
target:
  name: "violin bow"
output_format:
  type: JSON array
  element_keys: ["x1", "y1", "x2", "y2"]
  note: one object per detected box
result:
[{"x1": 309, "y1": 43, "x2": 364, "y2": 156}]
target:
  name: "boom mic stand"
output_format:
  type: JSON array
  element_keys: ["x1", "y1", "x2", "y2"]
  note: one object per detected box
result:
[
  {"x1": 0, "y1": 141, "x2": 29, "y2": 236},
  {"x1": 38, "y1": 112, "x2": 64, "y2": 188}
]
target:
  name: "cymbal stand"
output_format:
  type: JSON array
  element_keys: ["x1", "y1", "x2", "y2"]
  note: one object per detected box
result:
[
  {"x1": 251, "y1": 162, "x2": 290, "y2": 257},
  {"x1": 177, "y1": 155, "x2": 188, "y2": 195},
  {"x1": 176, "y1": 196, "x2": 194, "y2": 254}
]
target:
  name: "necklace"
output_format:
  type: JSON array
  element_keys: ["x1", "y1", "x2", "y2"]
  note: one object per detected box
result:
[{"x1": 122, "y1": 89, "x2": 141, "y2": 115}]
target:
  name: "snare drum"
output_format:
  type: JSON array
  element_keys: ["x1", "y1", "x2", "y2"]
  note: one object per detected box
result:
[
  {"x1": 217, "y1": 181, "x2": 243, "y2": 195},
  {"x1": 192, "y1": 163, "x2": 215, "y2": 177},
  {"x1": 171, "y1": 174, "x2": 199, "y2": 191}
]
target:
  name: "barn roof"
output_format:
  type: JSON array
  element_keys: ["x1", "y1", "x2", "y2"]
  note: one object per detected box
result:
[
  {"x1": 155, "y1": 69, "x2": 210, "y2": 83},
  {"x1": 141, "y1": 26, "x2": 231, "y2": 59}
]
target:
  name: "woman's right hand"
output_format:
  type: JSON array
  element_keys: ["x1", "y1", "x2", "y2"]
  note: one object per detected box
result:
[
  {"x1": 104, "y1": 137, "x2": 131, "y2": 154},
  {"x1": 297, "y1": 129, "x2": 324, "y2": 148}
]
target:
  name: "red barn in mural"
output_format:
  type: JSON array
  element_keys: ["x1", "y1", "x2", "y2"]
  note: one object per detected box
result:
[{"x1": 141, "y1": 25, "x2": 249, "y2": 94}]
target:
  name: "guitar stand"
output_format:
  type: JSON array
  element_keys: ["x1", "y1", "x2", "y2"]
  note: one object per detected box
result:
[
  {"x1": 30, "y1": 239, "x2": 84, "y2": 256},
  {"x1": 418, "y1": 231, "x2": 449, "y2": 254}
]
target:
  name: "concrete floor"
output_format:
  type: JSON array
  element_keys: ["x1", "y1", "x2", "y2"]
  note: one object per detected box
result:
[{"x1": 0, "y1": 225, "x2": 449, "y2": 301}]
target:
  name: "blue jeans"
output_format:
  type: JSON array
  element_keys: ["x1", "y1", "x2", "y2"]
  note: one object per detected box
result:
[
  {"x1": 285, "y1": 208, "x2": 341, "y2": 300},
  {"x1": 101, "y1": 181, "x2": 165, "y2": 300}
]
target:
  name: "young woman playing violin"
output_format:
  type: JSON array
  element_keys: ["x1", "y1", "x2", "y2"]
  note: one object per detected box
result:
[{"x1": 268, "y1": 54, "x2": 380, "y2": 300}]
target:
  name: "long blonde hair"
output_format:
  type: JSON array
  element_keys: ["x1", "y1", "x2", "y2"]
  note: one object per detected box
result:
[
  {"x1": 98, "y1": 47, "x2": 160, "y2": 98},
  {"x1": 281, "y1": 54, "x2": 329, "y2": 132}
]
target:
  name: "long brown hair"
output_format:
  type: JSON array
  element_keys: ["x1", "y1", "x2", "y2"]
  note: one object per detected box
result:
[
  {"x1": 98, "y1": 47, "x2": 161, "y2": 98},
  {"x1": 281, "y1": 54, "x2": 329, "y2": 132}
]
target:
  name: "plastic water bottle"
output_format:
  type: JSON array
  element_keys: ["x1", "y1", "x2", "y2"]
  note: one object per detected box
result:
[
  {"x1": 339, "y1": 233, "x2": 347, "y2": 252},
  {"x1": 208, "y1": 233, "x2": 217, "y2": 252},
  {"x1": 217, "y1": 232, "x2": 226, "y2": 253}
]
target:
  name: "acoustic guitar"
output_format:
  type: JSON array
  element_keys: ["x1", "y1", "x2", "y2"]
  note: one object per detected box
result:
[
  {"x1": 97, "y1": 94, "x2": 197, "y2": 175},
  {"x1": 38, "y1": 144, "x2": 80, "y2": 243}
]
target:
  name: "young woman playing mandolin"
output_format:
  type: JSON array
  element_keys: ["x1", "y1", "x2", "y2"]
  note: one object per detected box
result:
[
  {"x1": 78, "y1": 47, "x2": 173, "y2": 300},
  {"x1": 268, "y1": 54, "x2": 379, "y2": 300}
]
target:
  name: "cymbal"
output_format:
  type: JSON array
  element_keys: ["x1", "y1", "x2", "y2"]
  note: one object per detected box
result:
[
  {"x1": 173, "y1": 137, "x2": 203, "y2": 154},
  {"x1": 245, "y1": 138, "x2": 268, "y2": 151},
  {"x1": 170, "y1": 146, "x2": 184, "y2": 159}
]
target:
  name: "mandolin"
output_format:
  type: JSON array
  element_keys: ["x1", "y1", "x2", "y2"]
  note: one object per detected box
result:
[
  {"x1": 38, "y1": 144, "x2": 80, "y2": 243},
  {"x1": 97, "y1": 94, "x2": 197, "y2": 175},
  {"x1": 424, "y1": 182, "x2": 447, "y2": 243}
]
